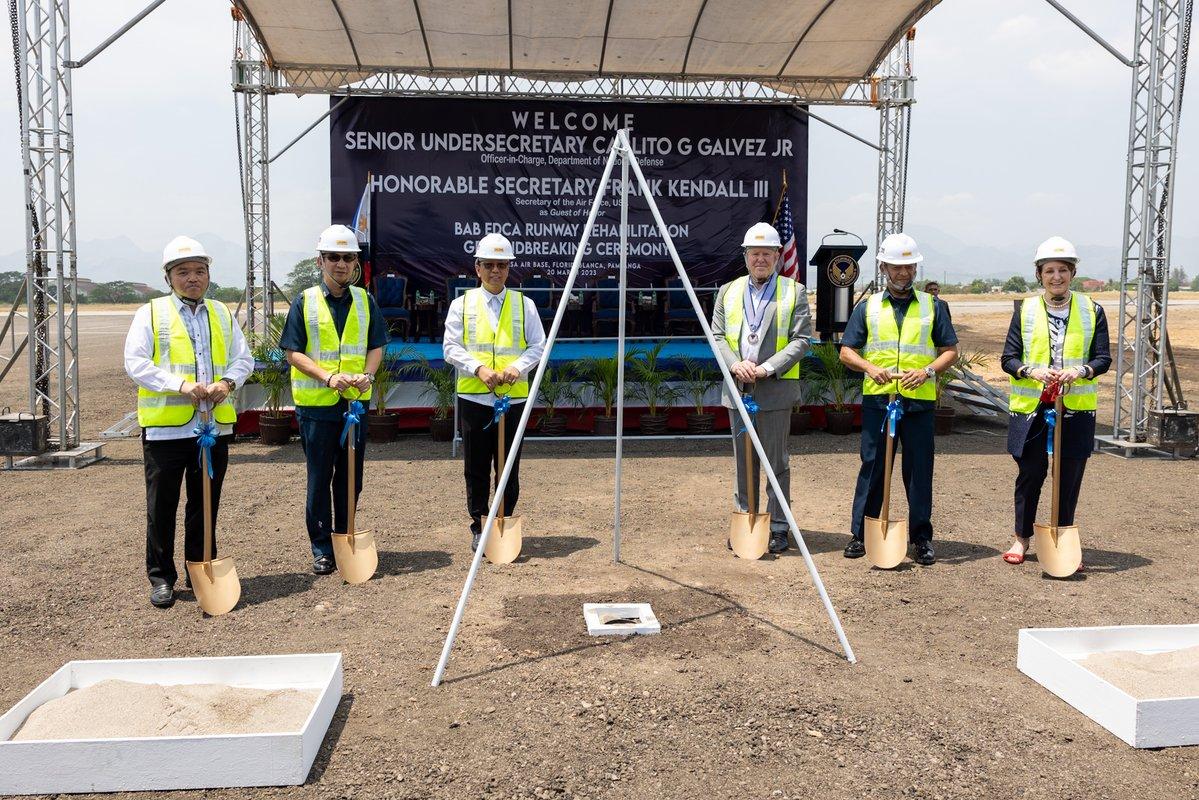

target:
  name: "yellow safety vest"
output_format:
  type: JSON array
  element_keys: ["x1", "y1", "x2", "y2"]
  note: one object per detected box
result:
[
  {"x1": 137, "y1": 296, "x2": 238, "y2": 427},
  {"x1": 290, "y1": 285, "x2": 373, "y2": 406},
  {"x1": 456, "y1": 288, "x2": 530, "y2": 398},
  {"x1": 721, "y1": 275, "x2": 801, "y2": 379},
  {"x1": 862, "y1": 290, "x2": 937, "y2": 400},
  {"x1": 1008, "y1": 293, "x2": 1098, "y2": 413}
]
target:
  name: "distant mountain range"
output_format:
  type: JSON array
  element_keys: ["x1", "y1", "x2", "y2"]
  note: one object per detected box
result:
[{"x1": 1, "y1": 226, "x2": 1195, "y2": 287}]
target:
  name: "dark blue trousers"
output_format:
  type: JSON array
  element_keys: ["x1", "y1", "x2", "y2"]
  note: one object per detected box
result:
[
  {"x1": 298, "y1": 414, "x2": 366, "y2": 559},
  {"x1": 850, "y1": 404, "x2": 935, "y2": 543}
]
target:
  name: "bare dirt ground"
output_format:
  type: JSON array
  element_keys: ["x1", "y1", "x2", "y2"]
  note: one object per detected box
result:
[{"x1": 1, "y1": 299, "x2": 1198, "y2": 800}]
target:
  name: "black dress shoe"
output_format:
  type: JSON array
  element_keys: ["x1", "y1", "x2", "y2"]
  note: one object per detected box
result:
[
  {"x1": 471, "y1": 532, "x2": 481, "y2": 553},
  {"x1": 768, "y1": 531, "x2": 790, "y2": 554},
  {"x1": 843, "y1": 539, "x2": 866, "y2": 559},
  {"x1": 150, "y1": 584, "x2": 175, "y2": 609},
  {"x1": 313, "y1": 555, "x2": 336, "y2": 575},
  {"x1": 913, "y1": 541, "x2": 936, "y2": 566}
]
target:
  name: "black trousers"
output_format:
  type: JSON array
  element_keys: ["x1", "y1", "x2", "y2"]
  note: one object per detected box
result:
[
  {"x1": 1013, "y1": 423, "x2": 1088, "y2": 538},
  {"x1": 142, "y1": 434, "x2": 231, "y2": 588},
  {"x1": 850, "y1": 404, "x2": 935, "y2": 543},
  {"x1": 459, "y1": 398, "x2": 523, "y2": 536},
  {"x1": 298, "y1": 415, "x2": 366, "y2": 559}
]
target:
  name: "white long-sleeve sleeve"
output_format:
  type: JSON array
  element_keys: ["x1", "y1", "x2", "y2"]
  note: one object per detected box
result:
[
  {"x1": 124, "y1": 303, "x2": 184, "y2": 393},
  {"x1": 222, "y1": 320, "x2": 255, "y2": 389},
  {"x1": 442, "y1": 295, "x2": 483, "y2": 377}
]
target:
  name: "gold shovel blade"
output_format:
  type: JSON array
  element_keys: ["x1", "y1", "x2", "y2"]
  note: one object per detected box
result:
[
  {"x1": 729, "y1": 512, "x2": 770, "y2": 560},
  {"x1": 484, "y1": 516, "x2": 523, "y2": 564},
  {"x1": 185, "y1": 556, "x2": 241, "y2": 616},
  {"x1": 1033, "y1": 523, "x2": 1082, "y2": 577},
  {"x1": 864, "y1": 517, "x2": 908, "y2": 569},
  {"x1": 332, "y1": 529, "x2": 378, "y2": 584}
]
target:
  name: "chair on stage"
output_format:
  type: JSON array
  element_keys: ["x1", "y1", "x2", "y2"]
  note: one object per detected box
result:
[
  {"x1": 374, "y1": 274, "x2": 411, "y2": 340},
  {"x1": 591, "y1": 277, "x2": 633, "y2": 337},
  {"x1": 520, "y1": 275, "x2": 556, "y2": 329},
  {"x1": 446, "y1": 274, "x2": 477, "y2": 305},
  {"x1": 664, "y1": 277, "x2": 704, "y2": 335}
]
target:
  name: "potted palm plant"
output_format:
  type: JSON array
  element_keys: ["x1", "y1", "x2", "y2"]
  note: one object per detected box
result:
[
  {"x1": 790, "y1": 365, "x2": 819, "y2": 435},
  {"x1": 677, "y1": 356, "x2": 719, "y2": 435},
  {"x1": 401, "y1": 354, "x2": 458, "y2": 441},
  {"x1": 628, "y1": 341, "x2": 681, "y2": 435},
  {"x1": 935, "y1": 349, "x2": 990, "y2": 435},
  {"x1": 579, "y1": 354, "x2": 623, "y2": 435},
  {"x1": 366, "y1": 351, "x2": 403, "y2": 443},
  {"x1": 810, "y1": 341, "x2": 855, "y2": 435},
  {"x1": 536, "y1": 364, "x2": 574, "y2": 436},
  {"x1": 248, "y1": 314, "x2": 292, "y2": 445}
]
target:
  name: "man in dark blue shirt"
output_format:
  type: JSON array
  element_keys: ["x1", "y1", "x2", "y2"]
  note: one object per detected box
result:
[{"x1": 281, "y1": 225, "x2": 391, "y2": 575}]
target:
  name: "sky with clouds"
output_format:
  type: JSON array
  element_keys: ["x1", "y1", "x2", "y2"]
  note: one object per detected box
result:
[{"x1": 0, "y1": 0, "x2": 1194, "y2": 285}]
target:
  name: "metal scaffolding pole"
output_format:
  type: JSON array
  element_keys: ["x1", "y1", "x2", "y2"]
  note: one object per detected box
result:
[
  {"x1": 1111, "y1": 0, "x2": 1189, "y2": 446},
  {"x1": 15, "y1": 0, "x2": 80, "y2": 451},
  {"x1": 234, "y1": 17, "x2": 272, "y2": 335},
  {"x1": 873, "y1": 30, "x2": 915, "y2": 282}
]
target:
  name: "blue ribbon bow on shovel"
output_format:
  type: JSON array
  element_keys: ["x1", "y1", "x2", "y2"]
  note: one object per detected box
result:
[
  {"x1": 484, "y1": 394, "x2": 511, "y2": 429},
  {"x1": 1044, "y1": 406, "x2": 1057, "y2": 456},
  {"x1": 882, "y1": 397, "x2": 904, "y2": 438},
  {"x1": 340, "y1": 399, "x2": 365, "y2": 447},
  {"x1": 735, "y1": 394, "x2": 759, "y2": 436},
  {"x1": 193, "y1": 419, "x2": 218, "y2": 479}
]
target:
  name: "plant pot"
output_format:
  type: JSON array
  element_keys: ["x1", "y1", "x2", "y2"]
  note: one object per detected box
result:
[
  {"x1": 593, "y1": 414, "x2": 619, "y2": 436},
  {"x1": 685, "y1": 412, "x2": 716, "y2": 435},
  {"x1": 789, "y1": 409, "x2": 813, "y2": 435},
  {"x1": 429, "y1": 415, "x2": 455, "y2": 441},
  {"x1": 934, "y1": 406, "x2": 956, "y2": 435},
  {"x1": 366, "y1": 410, "x2": 399, "y2": 443},
  {"x1": 824, "y1": 408, "x2": 855, "y2": 436},
  {"x1": 257, "y1": 412, "x2": 293, "y2": 445},
  {"x1": 539, "y1": 414, "x2": 568, "y2": 436},
  {"x1": 638, "y1": 412, "x2": 670, "y2": 436}
]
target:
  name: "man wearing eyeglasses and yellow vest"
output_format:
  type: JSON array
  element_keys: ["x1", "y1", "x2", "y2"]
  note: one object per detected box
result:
[
  {"x1": 124, "y1": 236, "x2": 254, "y2": 608},
  {"x1": 281, "y1": 224, "x2": 388, "y2": 576},
  {"x1": 442, "y1": 232, "x2": 546, "y2": 553},
  {"x1": 839, "y1": 233, "x2": 958, "y2": 566},
  {"x1": 711, "y1": 222, "x2": 813, "y2": 555}
]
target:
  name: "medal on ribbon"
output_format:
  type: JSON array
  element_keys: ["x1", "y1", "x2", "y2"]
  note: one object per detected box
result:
[{"x1": 743, "y1": 278, "x2": 776, "y2": 348}]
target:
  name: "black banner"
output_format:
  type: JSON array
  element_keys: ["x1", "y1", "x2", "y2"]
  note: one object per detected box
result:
[{"x1": 329, "y1": 97, "x2": 807, "y2": 292}]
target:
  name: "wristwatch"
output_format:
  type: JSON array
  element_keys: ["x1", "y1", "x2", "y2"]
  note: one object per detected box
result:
[
  {"x1": 365, "y1": 373, "x2": 376, "y2": 384},
  {"x1": 220, "y1": 378, "x2": 236, "y2": 391},
  {"x1": 924, "y1": 366, "x2": 936, "y2": 379}
]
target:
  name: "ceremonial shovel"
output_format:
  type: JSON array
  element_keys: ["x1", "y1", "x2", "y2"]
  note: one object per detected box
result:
[
  {"x1": 331, "y1": 389, "x2": 378, "y2": 584},
  {"x1": 186, "y1": 407, "x2": 241, "y2": 615},
  {"x1": 484, "y1": 400, "x2": 523, "y2": 564},
  {"x1": 864, "y1": 393, "x2": 908, "y2": 569},
  {"x1": 1033, "y1": 391, "x2": 1082, "y2": 577},
  {"x1": 729, "y1": 383, "x2": 769, "y2": 560}
]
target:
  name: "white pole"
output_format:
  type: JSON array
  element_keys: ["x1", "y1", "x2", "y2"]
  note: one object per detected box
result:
[
  {"x1": 613, "y1": 145, "x2": 630, "y2": 563},
  {"x1": 618, "y1": 130, "x2": 857, "y2": 664},
  {"x1": 432, "y1": 138, "x2": 624, "y2": 686}
]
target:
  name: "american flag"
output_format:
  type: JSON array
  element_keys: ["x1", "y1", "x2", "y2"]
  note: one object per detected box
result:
[{"x1": 775, "y1": 193, "x2": 799, "y2": 279}]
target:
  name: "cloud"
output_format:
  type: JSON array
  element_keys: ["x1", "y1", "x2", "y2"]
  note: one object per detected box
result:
[
  {"x1": 993, "y1": 14, "x2": 1040, "y2": 42},
  {"x1": 1028, "y1": 47, "x2": 1125, "y2": 87},
  {"x1": 936, "y1": 192, "x2": 975, "y2": 207}
]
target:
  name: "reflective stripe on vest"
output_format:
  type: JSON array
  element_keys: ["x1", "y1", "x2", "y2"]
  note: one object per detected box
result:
[
  {"x1": 456, "y1": 288, "x2": 530, "y2": 398},
  {"x1": 1008, "y1": 293, "x2": 1097, "y2": 413},
  {"x1": 862, "y1": 290, "x2": 937, "y2": 400},
  {"x1": 290, "y1": 285, "x2": 373, "y2": 406},
  {"x1": 721, "y1": 274, "x2": 801, "y2": 380},
  {"x1": 137, "y1": 296, "x2": 238, "y2": 427}
]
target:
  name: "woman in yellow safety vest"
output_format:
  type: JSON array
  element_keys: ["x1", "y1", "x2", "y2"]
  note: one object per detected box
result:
[{"x1": 1000, "y1": 237, "x2": 1111, "y2": 567}]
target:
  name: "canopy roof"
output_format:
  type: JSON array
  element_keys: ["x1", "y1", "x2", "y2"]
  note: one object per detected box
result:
[{"x1": 235, "y1": 0, "x2": 940, "y2": 94}]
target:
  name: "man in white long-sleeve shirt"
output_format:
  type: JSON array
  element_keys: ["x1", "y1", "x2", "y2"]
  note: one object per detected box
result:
[
  {"x1": 442, "y1": 232, "x2": 546, "y2": 552},
  {"x1": 123, "y1": 236, "x2": 254, "y2": 608}
]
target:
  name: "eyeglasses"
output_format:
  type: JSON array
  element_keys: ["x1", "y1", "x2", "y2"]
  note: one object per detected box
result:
[
  {"x1": 477, "y1": 262, "x2": 509, "y2": 271},
  {"x1": 321, "y1": 253, "x2": 358, "y2": 263}
]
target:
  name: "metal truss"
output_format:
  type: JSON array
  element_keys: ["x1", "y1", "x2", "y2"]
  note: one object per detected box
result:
[
  {"x1": 9, "y1": 0, "x2": 81, "y2": 451},
  {"x1": 233, "y1": 17, "x2": 272, "y2": 336},
  {"x1": 873, "y1": 30, "x2": 915, "y2": 281},
  {"x1": 1111, "y1": 0, "x2": 1190, "y2": 445},
  {"x1": 239, "y1": 65, "x2": 878, "y2": 106}
]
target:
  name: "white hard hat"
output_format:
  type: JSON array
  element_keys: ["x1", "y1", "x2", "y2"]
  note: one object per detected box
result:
[
  {"x1": 476, "y1": 232, "x2": 516, "y2": 261},
  {"x1": 162, "y1": 235, "x2": 211, "y2": 271},
  {"x1": 741, "y1": 222, "x2": 782, "y2": 249},
  {"x1": 1033, "y1": 236, "x2": 1079, "y2": 266},
  {"x1": 317, "y1": 224, "x2": 361, "y2": 253},
  {"x1": 877, "y1": 232, "x2": 923, "y2": 265}
]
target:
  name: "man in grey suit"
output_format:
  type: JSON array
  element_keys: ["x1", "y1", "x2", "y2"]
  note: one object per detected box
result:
[{"x1": 712, "y1": 222, "x2": 813, "y2": 554}]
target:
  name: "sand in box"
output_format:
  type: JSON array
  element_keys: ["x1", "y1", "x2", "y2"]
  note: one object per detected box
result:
[
  {"x1": 1079, "y1": 643, "x2": 1199, "y2": 700},
  {"x1": 10, "y1": 679, "x2": 321, "y2": 741}
]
